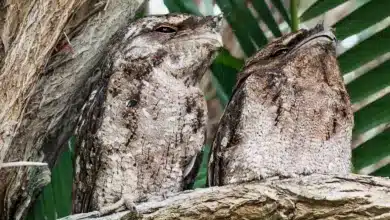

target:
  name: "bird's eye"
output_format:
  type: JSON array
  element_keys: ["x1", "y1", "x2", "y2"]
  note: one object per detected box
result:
[
  {"x1": 154, "y1": 25, "x2": 177, "y2": 33},
  {"x1": 270, "y1": 48, "x2": 289, "y2": 57},
  {"x1": 127, "y1": 99, "x2": 138, "y2": 107}
]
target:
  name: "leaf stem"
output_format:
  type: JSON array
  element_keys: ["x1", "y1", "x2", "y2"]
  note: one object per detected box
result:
[{"x1": 290, "y1": 0, "x2": 299, "y2": 31}]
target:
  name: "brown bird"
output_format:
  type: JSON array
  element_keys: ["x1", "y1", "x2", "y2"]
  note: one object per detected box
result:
[{"x1": 208, "y1": 25, "x2": 353, "y2": 186}]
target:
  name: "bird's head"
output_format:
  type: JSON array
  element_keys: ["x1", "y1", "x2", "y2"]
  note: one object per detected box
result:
[
  {"x1": 243, "y1": 24, "x2": 337, "y2": 75},
  {"x1": 112, "y1": 13, "x2": 223, "y2": 85}
]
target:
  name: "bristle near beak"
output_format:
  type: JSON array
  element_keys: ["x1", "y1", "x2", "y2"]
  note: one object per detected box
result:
[
  {"x1": 210, "y1": 14, "x2": 224, "y2": 46},
  {"x1": 212, "y1": 13, "x2": 224, "y2": 33},
  {"x1": 313, "y1": 23, "x2": 325, "y2": 32}
]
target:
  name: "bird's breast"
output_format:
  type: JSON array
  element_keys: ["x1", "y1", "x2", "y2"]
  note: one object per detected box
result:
[
  {"x1": 93, "y1": 70, "x2": 206, "y2": 207},
  {"x1": 217, "y1": 74, "x2": 352, "y2": 185}
]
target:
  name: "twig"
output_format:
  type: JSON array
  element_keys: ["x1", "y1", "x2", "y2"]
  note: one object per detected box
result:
[
  {"x1": 0, "y1": 161, "x2": 48, "y2": 168},
  {"x1": 104, "y1": 0, "x2": 110, "y2": 11}
]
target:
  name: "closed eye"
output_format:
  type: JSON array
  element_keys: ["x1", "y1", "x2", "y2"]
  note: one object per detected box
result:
[
  {"x1": 270, "y1": 48, "x2": 289, "y2": 58},
  {"x1": 154, "y1": 24, "x2": 178, "y2": 33}
]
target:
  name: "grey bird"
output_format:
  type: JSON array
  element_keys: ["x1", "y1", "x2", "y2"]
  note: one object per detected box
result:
[
  {"x1": 73, "y1": 13, "x2": 223, "y2": 214},
  {"x1": 208, "y1": 25, "x2": 353, "y2": 186}
]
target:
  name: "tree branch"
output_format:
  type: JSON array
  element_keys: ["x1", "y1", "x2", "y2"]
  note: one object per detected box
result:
[{"x1": 60, "y1": 174, "x2": 390, "y2": 220}]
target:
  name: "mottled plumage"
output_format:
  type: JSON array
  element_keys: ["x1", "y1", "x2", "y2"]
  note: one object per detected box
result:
[
  {"x1": 74, "y1": 14, "x2": 223, "y2": 212},
  {"x1": 208, "y1": 25, "x2": 353, "y2": 186}
]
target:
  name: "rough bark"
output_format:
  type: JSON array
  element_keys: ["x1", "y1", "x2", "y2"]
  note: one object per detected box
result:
[
  {"x1": 0, "y1": 0, "x2": 146, "y2": 219},
  {"x1": 60, "y1": 174, "x2": 390, "y2": 220}
]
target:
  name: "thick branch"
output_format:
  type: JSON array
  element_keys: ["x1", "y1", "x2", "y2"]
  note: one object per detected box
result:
[
  {"x1": 0, "y1": 0, "x2": 145, "y2": 219},
  {"x1": 62, "y1": 174, "x2": 390, "y2": 220}
]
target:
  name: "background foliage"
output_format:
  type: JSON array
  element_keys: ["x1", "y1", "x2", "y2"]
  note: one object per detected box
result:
[{"x1": 27, "y1": 0, "x2": 390, "y2": 219}]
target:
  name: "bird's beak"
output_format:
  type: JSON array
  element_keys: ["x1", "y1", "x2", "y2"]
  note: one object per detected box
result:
[{"x1": 291, "y1": 28, "x2": 337, "y2": 54}]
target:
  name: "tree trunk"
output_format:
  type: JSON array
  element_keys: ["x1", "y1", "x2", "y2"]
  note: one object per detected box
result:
[
  {"x1": 0, "y1": 1, "x2": 145, "y2": 219},
  {"x1": 61, "y1": 174, "x2": 390, "y2": 220}
]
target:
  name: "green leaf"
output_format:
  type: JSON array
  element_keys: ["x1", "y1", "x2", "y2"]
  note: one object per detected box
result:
[
  {"x1": 216, "y1": 0, "x2": 257, "y2": 55},
  {"x1": 211, "y1": 62, "x2": 238, "y2": 106},
  {"x1": 192, "y1": 144, "x2": 211, "y2": 188},
  {"x1": 56, "y1": 142, "x2": 74, "y2": 217},
  {"x1": 32, "y1": 198, "x2": 45, "y2": 220},
  {"x1": 334, "y1": 0, "x2": 390, "y2": 41},
  {"x1": 347, "y1": 59, "x2": 390, "y2": 104},
  {"x1": 28, "y1": 183, "x2": 57, "y2": 220},
  {"x1": 163, "y1": 0, "x2": 181, "y2": 13},
  {"x1": 230, "y1": 0, "x2": 268, "y2": 48},
  {"x1": 163, "y1": 0, "x2": 201, "y2": 15},
  {"x1": 353, "y1": 94, "x2": 390, "y2": 137},
  {"x1": 371, "y1": 163, "x2": 390, "y2": 177},
  {"x1": 214, "y1": 48, "x2": 244, "y2": 71},
  {"x1": 211, "y1": 49, "x2": 242, "y2": 106},
  {"x1": 27, "y1": 138, "x2": 75, "y2": 220},
  {"x1": 229, "y1": 0, "x2": 268, "y2": 51},
  {"x1": 300, "y1": 0, "x2": 347, "y2": 22},
  {"x1": 251, "y1": 1, "x2": 282, "y2": 37},
  {"x1": 270, "y1": 0, "x2": 291, "y2": 27},
  {"x1": 210, "y1": 73, "x2": 229, "y2": 107},
  {"x1": 338, "y1": 26, "x2": 390, "y2": 74},
  {"x1": 353, "y1": 128, "x2": 390, "y2": 171},
  {"x1": 42, "y1": 185, "x2": 56, "y2": 220}
]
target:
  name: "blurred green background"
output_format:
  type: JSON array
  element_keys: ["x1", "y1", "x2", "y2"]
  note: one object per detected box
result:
[{"x1": 28, "y1": 0, "x2": 390, "y2": 219}]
